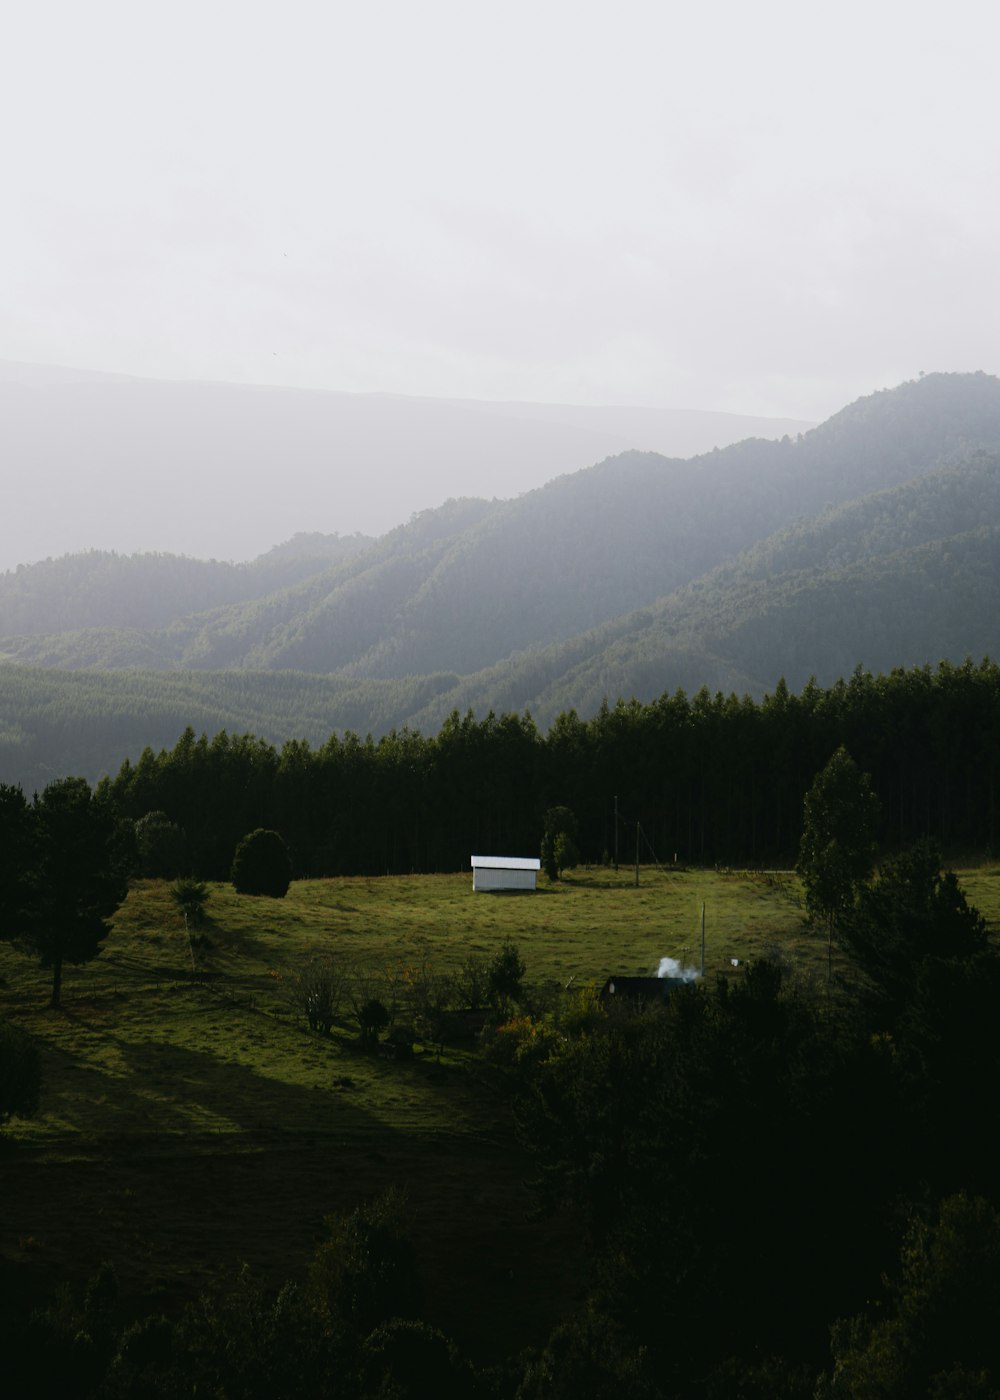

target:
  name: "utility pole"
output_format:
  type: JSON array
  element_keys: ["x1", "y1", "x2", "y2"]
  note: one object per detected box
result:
[
  {"x1": 635, "y1": 820, "x2": 640, "y2": 887},
  {"x1": 614, "y1": 795, "x2": 619, "y2": 872},
  {"x1": 701, "y1": 902, "x2": 706, "y2": 978}
]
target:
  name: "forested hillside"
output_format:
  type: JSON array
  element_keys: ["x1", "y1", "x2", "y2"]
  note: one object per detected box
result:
[
  {"x1": 2, "y1": 371, "x2": 1000, "y2": 787},
  {"x1": 0, "y1": 532, "x2": 373, "y2": 638},
  {"x1": 4, "y1": 372, "x2": 1000, "y2": 678},
  {"x1": 422, "y1": 447, "x2": 1000, "y2": 727}
]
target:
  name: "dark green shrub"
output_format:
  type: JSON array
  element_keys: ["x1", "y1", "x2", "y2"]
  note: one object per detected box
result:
[
  {"x1": 230, "y1": 829, "x2": 292, "y2": 898},
  {"x1": 553, "y1": 831, "x2": 580, "y2": 874},
  {"x1": 309, "y1": 1188, "x2": 420, "y2": 1338},
  {"x1": 171, "y1": 877, "x2": 209, "y2": 926},
  {"x1": 290, "y1": 957, "x2": 346, "y2": 1034},
  {"x1": 541, "y1": 806, "x2": 579, "y2": 881},
  {"x1": 358, "y1": 997, "x2": 389, "y2": 1047},
  {"x1": 488, "y1": 938, "x2": 526, "y2": 1022},
  {"x1": 386, "y1": 1023, "x2": 416, "y2": 1059}
]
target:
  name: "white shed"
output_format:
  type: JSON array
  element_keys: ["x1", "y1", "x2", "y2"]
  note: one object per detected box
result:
[{"x1": 470, "y1": 854, "x2": 541, "y2": 892}]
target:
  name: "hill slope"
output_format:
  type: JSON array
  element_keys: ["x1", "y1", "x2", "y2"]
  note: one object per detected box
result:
[
  {"x1": 2, "y1": 372, "x2": 1000, "y2": 790},
  {"x1": 5, "y1": 372, "x2": 1000, "y2": 680},
  {"x1": 406, "y1": 447, "x2": 1000, "y2": 727}
]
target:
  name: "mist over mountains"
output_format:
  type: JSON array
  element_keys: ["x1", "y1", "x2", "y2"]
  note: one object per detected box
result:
[
  {"x1": 2, "y1": 370, "x2": 999, "y2": 791},
  {"x1": 0, "y1": 359, "x2": 811, "y2": 571}
]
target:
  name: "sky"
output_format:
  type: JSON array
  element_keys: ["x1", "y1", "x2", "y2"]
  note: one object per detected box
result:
[{"x1": 3, "y1": 0, "x2": 1000, "y2": 423}]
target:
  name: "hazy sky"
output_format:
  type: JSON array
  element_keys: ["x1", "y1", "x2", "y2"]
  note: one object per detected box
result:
[{"x1": 4, "y1": 0, "x2": 1000, "y2": 421}]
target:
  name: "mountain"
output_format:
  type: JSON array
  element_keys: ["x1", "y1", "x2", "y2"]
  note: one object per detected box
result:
[
  {"x1": 0, "y1": 359, "x2": 812, "y2": 571},
  {"x1": 416, "y1": 448, "x2": 1000, "y2": 730},
  {"x1": 0, "y1": 533, "x2": 373, "y2": 639},
  {"x1": 4, "y1": 371, "x2": 999, "y2": 676},
  {"x1": 2, "y1": 371, "x2": 1000, "y2": 791}
]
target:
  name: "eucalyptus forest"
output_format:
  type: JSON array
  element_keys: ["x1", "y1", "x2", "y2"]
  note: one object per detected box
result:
[{"x1": 102, "y1": 659, "x2": 1000, "y2": 880}]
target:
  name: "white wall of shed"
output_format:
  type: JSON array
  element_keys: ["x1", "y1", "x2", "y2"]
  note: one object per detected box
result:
[{"x1": 472, "y1": 868, "x2": 537, "y2": 892}]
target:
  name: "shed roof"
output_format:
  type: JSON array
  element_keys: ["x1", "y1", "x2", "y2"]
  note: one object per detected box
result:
[{"x1": 470, "y1": 855, "x2": 542, "y2": 871}]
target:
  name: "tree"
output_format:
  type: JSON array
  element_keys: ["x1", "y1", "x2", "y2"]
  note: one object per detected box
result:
[
  {"x1": 819, "y1": 1194, "x2": 1000, "y2": 1399},
  {"x1": 0, "y1": 1018, "x2": 41, "y2": 1127},
  {"x1": 488, "y1": 938, "x2": 526, "y2": 1022},
  {"x1": 797, "y1": 747, "x2": 880, "y2": 977},
  {"x1": 171, "y1": 877, "x2": 210, "y2": 927},
  {"x1": 18, "y1": 778, "x2": 131, "y2": 1009},
  {"x1": 553, "y1": 830, "x2": 580, "y2": 875},
  {"x1": 230, "y1": 828, "x2": 292, "y2": 898},
  {"x1": 309, "y1": 1189, "x2": 421, "y2": 1340},
  {"x1": 134, "y1": 810, "x2": 186, "y2": 879},
  {"x1": 357, "y1": 997, "x2": 390, "y2": 1048},
  {"x1": 541, "y1": 806, "x2": 579, "y2": 881},
  {"x1": 288, "y1": 955, "x2": 347, "y2": 1034},
  {"x1": 839, "y1": 840, "x2": 988, "y2": 1018}
]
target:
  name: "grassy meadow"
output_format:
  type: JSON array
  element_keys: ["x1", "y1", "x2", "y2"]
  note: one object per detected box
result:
[{"x1": 3, "y1": 860, "x2": 998, "y2": 1356}]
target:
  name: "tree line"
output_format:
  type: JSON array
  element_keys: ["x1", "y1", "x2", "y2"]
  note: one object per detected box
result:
[{"x1": 98, "y1": 659, "x2": 1000, "y2": 880}]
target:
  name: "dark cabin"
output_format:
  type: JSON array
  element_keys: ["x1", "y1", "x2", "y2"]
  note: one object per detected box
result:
[{"x1": 599, "y1": 975, "x2": 690, "y2": 1009}]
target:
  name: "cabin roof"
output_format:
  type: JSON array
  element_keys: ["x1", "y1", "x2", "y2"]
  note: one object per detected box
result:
[{"x1": 470, "y1": 855, "x2": 542, "y2": 871}]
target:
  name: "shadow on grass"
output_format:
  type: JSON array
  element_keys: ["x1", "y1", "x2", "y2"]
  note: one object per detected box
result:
[{"x1": 116, "y1": 1034, "x2": 394, "y2": 1141}]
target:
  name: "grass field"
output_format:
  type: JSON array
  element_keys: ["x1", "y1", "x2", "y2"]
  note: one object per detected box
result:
[{"x1": 3, "y1": 861, "x2": 997, "y2": 1356}]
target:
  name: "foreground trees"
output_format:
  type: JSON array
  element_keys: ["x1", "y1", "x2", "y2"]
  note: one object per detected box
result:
[
  {"x1": 481, "y1": 844, "x2": 1000, "y2": 1396},
  {"x1": 94, "y1": 661, "x2": 1000, "y2": 881},
  {"x1": 1, "y1": 777, "x2": 131, "y2": 1008},
  {"x1": 798, "y1": 746, "x2": 880, "y2": 925},
  {"x1": 819, "y1": 1193, "x2": 1000, "y2": 1400}
]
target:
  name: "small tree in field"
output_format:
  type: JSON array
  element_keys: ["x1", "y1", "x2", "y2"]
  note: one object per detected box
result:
[
  {"x1": 171, "y1": 877, "x2": 209, "y2": 926},
  {"x1": 358, "y1": 998, "x2": 390, "y2": 1048},
  {"x1": 541, "y1": 806, "x2": 579, "y2": 881},
  {"x1": 553, "y1": 830, "x2": 580, "y2": 875},
  {"x1": 290, "y1": 956, "x2": 348, "y2": 1035},
  {"x1": 231, "y1": 829, "x2": 292, "y2": 898},
  {"x1": 488, "y1": 938, "x2": 526, "y2": 1022},
  {"x1": 16, "y1": 777, "x2": 131, "y2": 1009}
]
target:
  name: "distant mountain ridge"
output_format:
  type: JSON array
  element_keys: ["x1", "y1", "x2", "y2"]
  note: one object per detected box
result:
[
  {"x1": 0, "y1": 359, "x2": 813, "y2": 570},
  {"x1": 2, "y1": 371, "x2": 1000, "y2": 791}
]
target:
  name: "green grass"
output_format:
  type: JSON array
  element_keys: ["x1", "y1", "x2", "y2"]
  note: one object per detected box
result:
[{"x1": 2, "y1": 862, "x2": 995, "y2": 1355}]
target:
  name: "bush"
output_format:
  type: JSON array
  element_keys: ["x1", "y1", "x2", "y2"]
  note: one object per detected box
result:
[
  {"x1": 386, "y1": 1023, "x2": 416, "y2": 1059},
  {"x1": 231, "y1": 829, "x2": 292, "y2": 898},
  {"x1": 488, "y1": 938, "x2": 526, "y2": 1022},
  {"x1": 455, "y1": 954, "x2": 491, "y2": 1011},
  {"x1": 171, "y1": 877, "x2": 209, "y2": 926},
  {"x1": 553, "y1": 831, "x2": 580, "y2": 874},
  {"x1": 309, "y1": 1188, "x2": 421, "y2": 1338},
  {"x1": 541, "y1": 806, "x2": 579, "y2": 881},
  {"x1": 358, "y1": 998, "x2": 390, "y2": 1048},
  {"x1": 0, "y1": 1018, "x2": 41, "y2": 1127},
  {"x1": 289, "y1": 957, "x2": 346, "y2": 1034}
]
